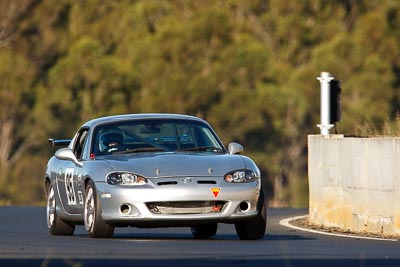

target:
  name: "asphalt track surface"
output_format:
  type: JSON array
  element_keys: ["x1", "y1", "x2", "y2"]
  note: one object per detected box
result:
[{"x1": 0, "y1": 207, "x2": 399, "y2": 267}]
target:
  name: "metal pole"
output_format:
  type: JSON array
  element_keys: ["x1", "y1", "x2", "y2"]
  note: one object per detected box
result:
[{"x1": 317, "y1": 72, "x2": 334, "y2": 135}]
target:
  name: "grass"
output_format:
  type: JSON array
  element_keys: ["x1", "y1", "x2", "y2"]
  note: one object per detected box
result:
[{"x1": 356, "y1": 113, "x2": 400, "y2": 137}]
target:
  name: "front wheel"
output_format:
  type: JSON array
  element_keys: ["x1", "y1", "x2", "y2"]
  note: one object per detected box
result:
[
  {"x1": 46, "y1": 183, "x2": 75, "y2": 235},
  {"x1": 84, "y1": 180, "x2": 114, "y2": 238},
  {"x1": 235, "y1": 191, "x2": 267, "y2": 240},
  {"x1": 191, "y1": 223, "x2": 218, "y2": 239}
]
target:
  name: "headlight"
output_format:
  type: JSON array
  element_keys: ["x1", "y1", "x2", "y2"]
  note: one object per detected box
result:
[
  {"x1": 224, "y1": 170, "x2": 257, "y2": 183},
  {"x1": 106, "y1": 172, "x2": 148, "y2": 186}
]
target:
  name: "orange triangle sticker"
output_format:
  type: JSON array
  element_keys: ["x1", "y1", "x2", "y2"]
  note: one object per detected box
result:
[{"x1": 210, "y1": 187, "x2": 221, "y2": 198}]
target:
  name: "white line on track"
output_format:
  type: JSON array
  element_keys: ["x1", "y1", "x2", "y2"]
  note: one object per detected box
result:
[{"x1": 279, "y1": 215, "x2": 398, "y2": 242}]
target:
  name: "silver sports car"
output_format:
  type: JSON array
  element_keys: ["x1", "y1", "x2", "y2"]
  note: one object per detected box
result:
[{"x1": 45, "y1": 114, "x2": 266, "y2": 239}]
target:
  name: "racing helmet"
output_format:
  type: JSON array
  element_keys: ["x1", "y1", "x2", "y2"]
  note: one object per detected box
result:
[{"x1": 98, "y1": 128, "x2": 124, "y2": 153}]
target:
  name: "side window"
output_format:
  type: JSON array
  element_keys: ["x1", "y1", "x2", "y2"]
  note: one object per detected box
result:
[{"x1": 73, "y1": 129, "x2": 88, "y2": 160}]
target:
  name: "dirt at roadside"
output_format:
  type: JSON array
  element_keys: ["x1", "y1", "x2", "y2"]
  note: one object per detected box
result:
[{"x1": 290, "y1": 216, "x2": 399, "y2": 241}]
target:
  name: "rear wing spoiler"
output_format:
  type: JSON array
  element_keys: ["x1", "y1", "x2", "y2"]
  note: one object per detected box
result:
[{"x1": 48, "y1": 139, "x2": 71, "y2": 150}]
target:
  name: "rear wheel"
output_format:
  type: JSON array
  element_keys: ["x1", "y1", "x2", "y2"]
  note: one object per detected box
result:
[
  {"x1": 84, "y1": 180, "x2": 114, "y2": 238},
  {"x1": 235, "y1": 191, "x2": 267, "y2": 240},
  {"x1": 191, "y1": 223, "x2": 218, "y2": 239},
  {"x1": 46, "y1": 184, "x2": 75, "y2": 235}
]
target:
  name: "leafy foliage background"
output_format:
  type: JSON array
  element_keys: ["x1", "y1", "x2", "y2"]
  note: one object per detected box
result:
[{"x1": 1, "y1": 0, "x2": 399, "y2": 206}]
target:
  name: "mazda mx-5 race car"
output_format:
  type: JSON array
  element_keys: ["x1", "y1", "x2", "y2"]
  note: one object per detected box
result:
[{"x1": 45, "y1": 114, "x2": 266, "y2": 239}]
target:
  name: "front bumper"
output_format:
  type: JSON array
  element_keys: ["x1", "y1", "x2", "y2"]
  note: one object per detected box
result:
[{"x1": 96, "y1": 177, "x2": 261, "y2": 226}]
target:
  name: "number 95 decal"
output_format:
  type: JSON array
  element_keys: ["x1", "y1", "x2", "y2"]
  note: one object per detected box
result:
[{"x1": 65, "y1": 168, "x2": 76, "y2": 206}]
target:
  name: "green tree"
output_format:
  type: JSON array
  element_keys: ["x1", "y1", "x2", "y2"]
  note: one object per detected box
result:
[
  {"x1": 1, "y1": 0, "x2": 400, "y2": 206},
  {"x1": 0, "y1": 49, "x2": 35, "y2": 203},
  {"x1": 35, "y1": 37, "x2": 135, "y2": 138}
]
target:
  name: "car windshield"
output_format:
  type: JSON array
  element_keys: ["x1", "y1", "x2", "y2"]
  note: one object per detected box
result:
[{"x1": 92, "y1": 119, "x2": 225, "y2": 156}]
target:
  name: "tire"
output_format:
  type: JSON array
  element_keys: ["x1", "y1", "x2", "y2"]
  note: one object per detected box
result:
[
  {"x1": 235, "y1": 191, "x2": 267, "y2": 240},
  {"x1": 46, "y1": 183, "x2": 75, "y2": 235},
  {"x1": 84, "y1": 180, "x2": 114, "y2": 238},
  {"x1": 191, "y1": 223, "x2": 218, "y2": 239}
]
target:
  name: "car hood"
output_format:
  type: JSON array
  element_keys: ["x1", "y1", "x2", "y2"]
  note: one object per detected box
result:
[{"x1": 102, "y1": 152, "x2": 246, "y2": 178}]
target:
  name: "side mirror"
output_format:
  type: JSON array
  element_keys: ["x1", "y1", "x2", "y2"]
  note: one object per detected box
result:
[
  {"x1": 228, "y1": 142, "x2": 243, "y2": 155},
  {"x1": 55, "y1": 148, "x2": 84, "y2": 167}
]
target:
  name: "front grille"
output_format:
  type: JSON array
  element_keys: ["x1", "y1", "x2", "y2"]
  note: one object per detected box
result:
[
  {"x1": 146, "y1": 201, "x2": 227, "y2": 215},
  {"x1": 197, "y1": 180, "x2": 217, "y2": 184},
  {"x1": 157, "y1": 181, "x2": 178, "y2": 186}
]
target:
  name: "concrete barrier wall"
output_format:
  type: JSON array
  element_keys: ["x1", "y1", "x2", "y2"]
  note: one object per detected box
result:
[{"x1": 308, "y1": 135, "x2": 400, "y2": 235}]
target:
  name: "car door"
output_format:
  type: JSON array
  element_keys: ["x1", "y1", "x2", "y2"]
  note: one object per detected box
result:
[{"x1": 56, "y1": 128, "x2": 88, "y2": 215}]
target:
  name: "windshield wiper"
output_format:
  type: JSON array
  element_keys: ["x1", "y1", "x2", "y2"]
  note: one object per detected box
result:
[
  {"x1": 115, "y1": 147, "x2": 167, "y2": 154},
  {"x1": 177, "y1": 146, "x2": 223, "y2": 153}
]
